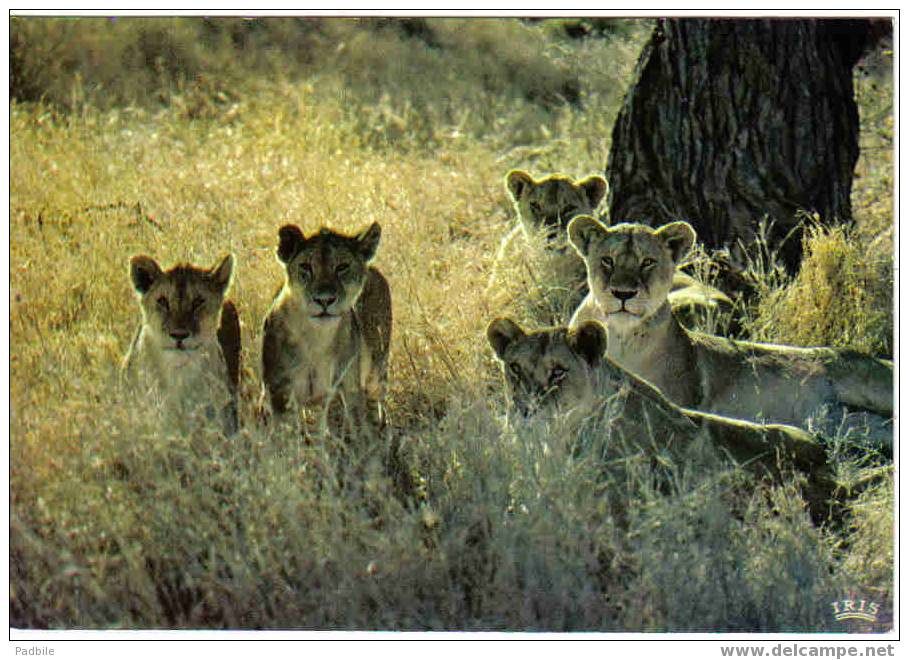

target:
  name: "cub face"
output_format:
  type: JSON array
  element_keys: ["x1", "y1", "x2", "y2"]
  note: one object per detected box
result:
[
  {"x1": 487, "y1": 317, "x2": 607, "y2": 421},
  {"x1": 568, "y1": 217, "x2": 695, "y2": 332},
  {"x1": 276, "y1": 223, "x2": 381, "y2": 323},
  {"x1": 505, "y1": 169, "x2": 608, "y2": 243},
  {"x1": 130, "y1": 254, "x2": 234, "y2": 352}
]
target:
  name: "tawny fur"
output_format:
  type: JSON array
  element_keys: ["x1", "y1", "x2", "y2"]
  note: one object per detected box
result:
[
  {"x1": 122, "y1": 254, "x2": 240, "y2": 433},
  {"x1": 492, "y1": 169, "x2": 730, "y2": 318},
  {"x1": 261, "y1": 222, "x2": 391, "y2": 433},
  {"x1": 567, "y1": 217, "x2": 893, "y2": 445},
  {"x1": 487, "y1": 317, "x2": 838, "y2": 523}
]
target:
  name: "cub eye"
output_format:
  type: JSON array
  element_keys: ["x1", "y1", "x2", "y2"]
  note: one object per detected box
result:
[
  {"x1": 191, "y1": 296, "x2": 205, "y2": 312},
  {"x1": 641, "y1": 258, "x2": 657, "y2": 270},
  {"x1": 549, "y1": 365, "x2": 567, "y2": 384},
  {"x1": 509, "y1": 362, "x2": 522, "y2": 376},
  {"x1": 299, "y1": 263, "x2": 312, "y2": 278},
  {"x1": 529, "y1": 202, "x2": 542, "y2": 214},
  {"x1": 156, "y1": 296, "x2": 169, "y2": 310},
  {"x1": 601, "y1": 256, "x2": 614, "y2": 269},
  {"x1": 336, "y1": 263, "x2": 350, "y2": 275}
]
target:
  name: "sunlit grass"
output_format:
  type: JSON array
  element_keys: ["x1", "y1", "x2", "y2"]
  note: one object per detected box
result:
[{"x1": 9, "y1": 18, "x2": 893, "y2": 630}]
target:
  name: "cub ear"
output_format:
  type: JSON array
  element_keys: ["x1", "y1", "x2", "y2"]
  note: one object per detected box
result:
[
  {"x1": 356, "y1": 222, "x2": 382, "y2": 262},
  {"x1": 210, "y1": 253, "x2": 235, "y2": 293},
  {"x1": 655, "y1": 221, "x2": 696, "y2": 264},
  {"x1": 277, "y1": 225, "x2": 306, "y2": 264},
  {"x1": 568, "y1": 321, "x2": 607, "y2": 367},
  {"x1": 486, "y1": 317, "x2": 525, "y2": 360},
  {"x1": 505, "y1": 169, "x2": 535, "y2": 202},
  {"x1": 567, "y1": 215, "x2": 607, "y2": 258},
  {"x1": 578, "y1": 175, "x2": 608, "y2": 210},
  {"x1": 129, "y1": 255, "x2": 162, "y2": 295}
]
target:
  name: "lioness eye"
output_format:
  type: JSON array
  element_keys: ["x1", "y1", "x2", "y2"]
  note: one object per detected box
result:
[
  {"x1": 641, "y1": 258, "x2": 657, "y2": 270},
  {"x1": 299, "y1": 263, "x2": 312, "y2": 278},
  {"x1": 336, "y1": 263, "x2": 350, "y2": 274},
  {"x1": 601, "y1": 256, "x2": 614, "y2": 269},
  {"x1": 549, "y1": 366, "x2": 567, "y2": 384},
  {"x1": 156, "y1": 296, "x2": 169, "y2": 310},
  {"x1": 509, "y1": 362, "x2": 522, "y2": 376}
]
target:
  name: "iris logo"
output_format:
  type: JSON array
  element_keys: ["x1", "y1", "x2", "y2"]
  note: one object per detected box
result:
[{"x1": 830, "y1": 598, "x2": 880, "y2": 623}]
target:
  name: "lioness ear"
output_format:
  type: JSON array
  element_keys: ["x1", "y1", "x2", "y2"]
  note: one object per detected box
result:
[
  {"x1": 277, "y1": 225, "x2": 306, "y2": 264},
  {"x1": 505, "y1": 169, "x2": 535, "y2": 202},
  {"x1": 210, "y1": 253, "x2": 235, "y2": 293},
  {"x1": 356, "y1": 222, "x2": 382, "y2": 262},
  {"x1": 655, "y1": 221, "x2": 696, "y2": 264},
  {"x1": 486, "y1": 317, "x2": 525, "y2": 360},
  {"x1": 130, "y1": 255, "x2": 162, "y2": 295},
  {"x1": 578, "y1": 175, "x2": 608, "y2": 210},
  {"x1": 567, "y1": 215, "x2": 607, "y2": 257},
  {"x1": 568, "y1": 321, "x2": 607, "y2": 367}
]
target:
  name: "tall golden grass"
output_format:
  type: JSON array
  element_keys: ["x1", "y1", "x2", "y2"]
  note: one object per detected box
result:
[{"x1": 9, "y1": 17, "x2": 894, "y2": 630}]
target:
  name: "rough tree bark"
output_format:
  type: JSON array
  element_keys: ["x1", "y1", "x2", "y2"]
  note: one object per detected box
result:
[{"x1": 606, "y1": 18, "x2": 876, "y2": 275}]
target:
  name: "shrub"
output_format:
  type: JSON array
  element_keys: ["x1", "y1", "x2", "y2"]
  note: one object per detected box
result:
[{"x1": 746, "y1": 223, "x2": 892, "y2": 357}]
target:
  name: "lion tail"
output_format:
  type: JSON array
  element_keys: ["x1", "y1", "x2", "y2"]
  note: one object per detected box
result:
[{"x1": 829, "y1": 351, "x2": 893, "y2": 418}]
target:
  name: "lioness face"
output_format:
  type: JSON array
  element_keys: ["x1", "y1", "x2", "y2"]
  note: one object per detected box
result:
[
  {"x1": 487, "y1": 318, "x2": 606, "y2": 422},
  {"x1": 130, "y1": 254, "x2": 234, "y2": 351},
  {"x1": 568, "y1": 217, "x2": 696, "y2": 331},
  {"x1": 505, "y1": 170, "x2": 608, "y2": 244},
  {"x1": 276, "y1": 222, "x2": 381, "y2": 323}
]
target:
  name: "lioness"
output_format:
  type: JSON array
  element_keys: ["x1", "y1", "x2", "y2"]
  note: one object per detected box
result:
[
  {"x1": 496, "y1": 169, "x2": 731, "y2": 320},
  {"x1": 122, "y1": 254, "x2": 241, "y2": 433},
  {"x1": 567, "y1": 216, "x2": 893, "y2": 445},
  {"x1": 486, "y1": 317, "x2": 837, "y2": 522},
  {"x1": 262, "y1": 222, "x2": 392, "y2": 432}
]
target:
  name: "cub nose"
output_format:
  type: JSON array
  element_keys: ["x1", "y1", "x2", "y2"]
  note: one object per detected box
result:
[
  {"x1": 313, "y1": 293, "x2": 337, "y2": 308},
  {"x1": 611, "y1": 289, "x2": 638, "y2": 302},
  {"x1": 170, "y1": 329, "x2": 190, "y2": 341}
]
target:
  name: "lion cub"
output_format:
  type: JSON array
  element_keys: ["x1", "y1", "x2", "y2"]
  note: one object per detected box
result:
[
  {"x1": 505, "y1": 169, "x2": 608, "y2": 246},
  {"x1": 496, "y1": 169, "x2": 730, "y2": 319},
  {"x1": 491, "y1": 170, "x2": 609, "y2": 302},
  {"x1": 486, "y1": 317, "x2": 837, "y2": 522},
  {"x1": 262, "y1": 222, "x2": 392, "y2": 432},
  {"x1": 567, "y1": 216, "x2": 893, "y2": 445},
  {"x1": 122, "y1": 254, "x2": 241, "y2": 433}
]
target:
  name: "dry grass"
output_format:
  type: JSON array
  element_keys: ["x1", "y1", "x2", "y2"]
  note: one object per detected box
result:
[
  {"x1": 745, "y1": 223, "x2": 893, "y2": 356},
  {"x1": 9, "y1": 18, "x2": 894, "y2": 631}
]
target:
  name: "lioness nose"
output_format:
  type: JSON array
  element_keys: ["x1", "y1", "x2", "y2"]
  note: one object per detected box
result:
[
  {"x1": 612, "y1": 289, "x2": 637, "y2": 302},
  {"x1": 314, "y1": 293, "x2": 337, "y2": 308},
  {"x1": 170, "y1": 329, "x2": 191, "y2": 341}
]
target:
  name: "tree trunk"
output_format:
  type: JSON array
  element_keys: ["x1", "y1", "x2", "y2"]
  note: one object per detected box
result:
[{"x1": 606, "y1": 18, "x2": 872, "y2": 275}]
